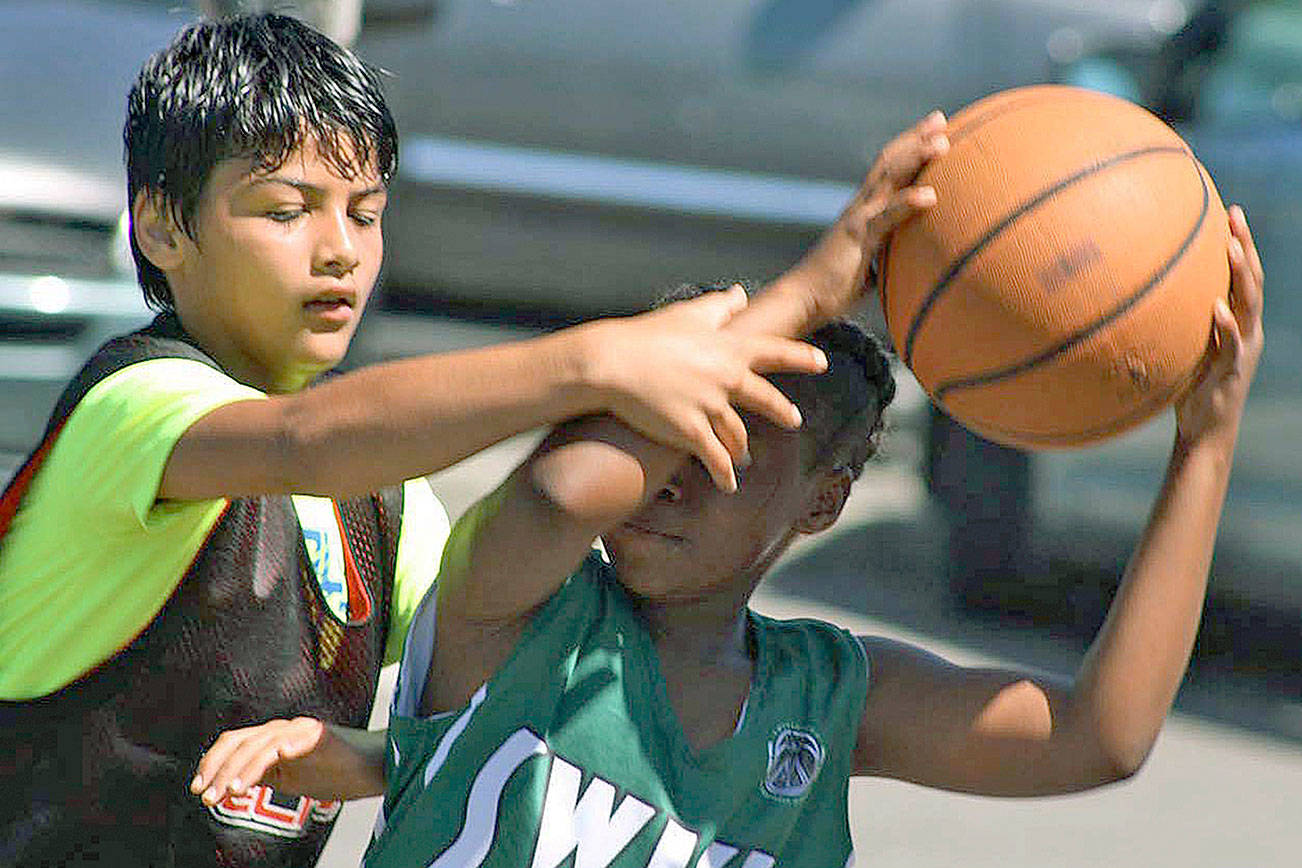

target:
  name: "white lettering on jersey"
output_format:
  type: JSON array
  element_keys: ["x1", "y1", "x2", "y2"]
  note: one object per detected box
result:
[
  {"x1": 429, "y1": 729, "x2": 549, "y2": 868},
  {"x1": 646, "y1": 818, "x2": 698, "y2": 868},
  {"x1": 426, "y1": 684, "x2": 489, "y2": 787},
  {"x1": 530, "y1": 754, "x2": 656, "y2": 868},
  {"x1": 699, "y1": 842, "x2": 740, "y2": 868},
  {"x1": 209, "y1": 784, "x2": 340, "y2": 838},
  {"x1": 429, "y1": 728, "x2": 777, "y2": 868}
]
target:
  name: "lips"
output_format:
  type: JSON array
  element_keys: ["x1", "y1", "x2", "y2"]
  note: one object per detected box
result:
[
  {"x1": 302, "y1": 291, "x2": 355, "y2": 324},
  {"x1": 619, "y1": 520, "x2": 686, "y2": 544}
]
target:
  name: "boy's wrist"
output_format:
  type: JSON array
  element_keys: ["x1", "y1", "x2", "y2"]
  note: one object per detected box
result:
[
  {"x1": 1171, "y1": 430, "x2": 1237, "y2": 480},
  {"x1": 558, "y1": 320, "x2": 622, "y2": 417},
  {"x1": 758, "y1": 232, "x2": 864, "y2": 333}
]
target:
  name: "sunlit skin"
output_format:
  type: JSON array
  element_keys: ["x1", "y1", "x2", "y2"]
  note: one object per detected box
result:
[{"x1": 151, "y1": 139, "x2": 387, "y2": 394}]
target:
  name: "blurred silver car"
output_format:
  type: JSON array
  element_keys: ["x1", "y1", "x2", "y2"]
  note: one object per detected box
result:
[{"x1": 1, "y1": 0, "x2": 1297, "y2": 617}]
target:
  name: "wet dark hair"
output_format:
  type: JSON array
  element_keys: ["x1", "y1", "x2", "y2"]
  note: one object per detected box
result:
[
  {"x1": 124, "y1": 13, "x2": 398, "y2": 311},
  {"x1": 656, "y1": 281, "x2": 896, "y2": 480}
]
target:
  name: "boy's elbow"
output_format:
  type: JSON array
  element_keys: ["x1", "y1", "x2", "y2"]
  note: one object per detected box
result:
[
  {"x1": 1079, "y1": 723, "x2": 1158, "y2": 786},
  {"x1": 1100, "y1": 739, "x2": 1155, "y2": 783},
  {"x1": 529, "y1": 441, "x2": 649, "y2": 529}
]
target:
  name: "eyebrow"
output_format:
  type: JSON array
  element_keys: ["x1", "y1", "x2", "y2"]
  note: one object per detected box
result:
[{"x1": 246, "y1": 177, "x2": 387, "y2": 198}]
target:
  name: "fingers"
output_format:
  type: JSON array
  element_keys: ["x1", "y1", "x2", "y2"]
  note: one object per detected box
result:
[
  {"x1": 1227, "y1": 205, "x2": 1264, "y2": 332},
  {"x1": 191, "y1": 718, "x2": 322, "y2": 807},
  {"x1": 671, "y1": 282, "x2": 749, "y2": 328},
  {"x1": 1210, "y1": 297, "x2": 1244, "y2": 377},
  {"x1": 869, "y1": 110, "x2": 950, "y2": 192},
  {"x1": 692, "y1": 420, "x2": 739, "y2": 493},
  {"x1": 687, "y1": 334, "x2": 824, "y2": 490},
  {"x1": 710, "y1": 404, "x2": 751, "y2": 478},
  {"x1": 863, "y1": 185, "x2": 939, "y2": 249},
  {"x1": 732, "y1": 371, "x2": 805, "y2": 431},
  {"x1": 742, "y1": 335, "x2": 829, "y2": 376},
  {"x1": 192, "y1": 727, "x2": 253, "y2": 803}
]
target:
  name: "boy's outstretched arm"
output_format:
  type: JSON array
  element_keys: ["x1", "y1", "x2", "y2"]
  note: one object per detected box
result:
[
  {"x1": 161, "y1": 112, "x2": 944, "y2": 504},
  {"x1": 160, "y1": 288, "x2": 817, "y2": 500},
  {"x1": 854, "y1": 208, "x2": 1264, "y2": 797}
]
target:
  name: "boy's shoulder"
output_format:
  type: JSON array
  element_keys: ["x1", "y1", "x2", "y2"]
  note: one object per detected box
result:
[
  {"x1": 50, "y1": 314, "x2": 220, "y2": 423},
  {"x1": 748, "y1": 608, "x2": 866, "y2": 668},
  {"x1": 746, "y1": 608, "x2": 870, "y2": 725}
]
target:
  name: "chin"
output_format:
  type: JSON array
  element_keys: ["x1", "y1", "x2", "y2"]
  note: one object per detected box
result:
[
  {"x1": 604, "y1": 545, "x2": 680, "y2": 598},
  {"x1": 299, "y1": 332, "x2": 354, "y2": 370}
]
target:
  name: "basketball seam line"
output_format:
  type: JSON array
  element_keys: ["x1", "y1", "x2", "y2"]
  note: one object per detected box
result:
[
  {"x1": 933, "y1": 152, "x2": 1211, "y2": 404},
  {"x1": 899, "y1": 143, "x2": 1191, "y2": 369},
  {"x1": 945, "y1": 89, "x2": 1093, "y2": 146},
  {"x1": 958, "y1": 367, "x2": 1189, "y2": 446}
]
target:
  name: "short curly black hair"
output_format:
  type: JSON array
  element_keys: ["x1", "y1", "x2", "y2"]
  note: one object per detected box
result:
[
  {"x1": 656, "y1": 281, "x2": 896, "y2": 480},
  {"x1": 124, "y1": 13, "x2": 398, "y2": 311}
]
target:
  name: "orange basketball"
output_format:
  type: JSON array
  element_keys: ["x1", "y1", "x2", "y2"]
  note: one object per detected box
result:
[{"x1": 881, "y1": 84, "x2": 1229, "y2": 449}]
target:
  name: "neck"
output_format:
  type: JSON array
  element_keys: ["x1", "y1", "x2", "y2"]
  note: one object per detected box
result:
[
  {"x1": 179, "y1": 318, "x2": 315, "y2": 394},
  {"x1": 633, "y1": 578, "x2": 755, "y2": 670},
  {"x1": 633, "y1": 526, "x2": 800, "y2": 662}
]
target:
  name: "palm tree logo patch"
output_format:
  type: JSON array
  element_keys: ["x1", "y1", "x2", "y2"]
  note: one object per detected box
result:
[{"x1": 763, "y1": 727, "x2": 824, "y2": 799}]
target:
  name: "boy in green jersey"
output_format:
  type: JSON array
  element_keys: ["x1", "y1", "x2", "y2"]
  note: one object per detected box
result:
[{"x1": 193, "y1": 113, "x2": 1265, "y2": 867}]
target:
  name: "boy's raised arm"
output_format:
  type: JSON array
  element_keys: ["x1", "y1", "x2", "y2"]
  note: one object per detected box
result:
[
  {"x1": 854, "y1": 208, "x2": 1264, "y2": 796},
  {"x1": 422, "y1": 113, "x2": 951, "y2": 714},
  {"x1": 424, "y1": 289, "x2": 831, "y2": 712},
  {"x1": 731, "y1": 110, "x2": 948, "y2": 339}
]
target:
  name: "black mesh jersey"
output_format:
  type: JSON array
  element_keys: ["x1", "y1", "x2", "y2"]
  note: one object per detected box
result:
[{"x1": 0, "y1": 315, "x2": 406, "y2": 868}]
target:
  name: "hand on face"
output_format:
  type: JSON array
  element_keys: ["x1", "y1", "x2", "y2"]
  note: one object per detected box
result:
[
  {"x1": 1174, "y1": 205, "x2": 1265, "y2": 454},
  {"x1": 584, "y1": 285, "x2": 828, "y2": 492}
]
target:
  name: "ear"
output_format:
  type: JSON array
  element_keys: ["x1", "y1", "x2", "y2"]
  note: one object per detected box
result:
[
  {"x1": 132, "y1": 189, "x2": 185, "y2": 271},
  {"x1": 793, "y1": 466, "x2": 854, "y2": 535}
]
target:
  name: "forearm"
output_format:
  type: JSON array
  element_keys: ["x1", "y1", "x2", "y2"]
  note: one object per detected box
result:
[
  {"x1": 306, "y1": 725, "x2": 388, "y2": 801},
  {"x1": 165, "y1": 327, "x2": 603, "y2": 499},
  {"x1": 732, "y1": 219, "x2": 867, "y2": 339},
  {"x1": 1069, "y1": 438, "x2": 1235, "y2": 774},
  {"x1": 288, "y1": 331, "x2": 597, "y2": 488},
  {"x1": 735, "y1": 110, "x2": 949, "y2": 338},
  {"x1": 428, "y1": 418, "x2": 682, "y2": 706}
]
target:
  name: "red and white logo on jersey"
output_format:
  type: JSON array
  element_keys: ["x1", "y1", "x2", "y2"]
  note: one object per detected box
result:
[{"x1": 209, "y1": 783, "x2": 341, "y2": 838}]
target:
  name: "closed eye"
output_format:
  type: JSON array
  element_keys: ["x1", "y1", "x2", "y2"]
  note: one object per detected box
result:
[{"x1": 267, "y1": 208, "x2": 305, "y2": 223}]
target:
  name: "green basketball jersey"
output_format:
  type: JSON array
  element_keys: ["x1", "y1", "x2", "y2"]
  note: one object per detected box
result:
[{"x1": 368, "y1": 552, "x2": 868, "y2": 868}]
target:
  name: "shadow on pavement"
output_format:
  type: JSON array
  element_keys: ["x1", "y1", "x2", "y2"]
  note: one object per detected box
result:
[{"x1": 765, "y1": 507, "x2": 1302, "y2": 746}]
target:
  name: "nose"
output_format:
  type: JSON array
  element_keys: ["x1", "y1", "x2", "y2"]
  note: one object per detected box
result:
[
  {"x1": 655, "y1": 478, "x2": 683, "y2": 504},
  {"x1": 313, "y1": 208, "x2": 359, "y2": 278}
]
